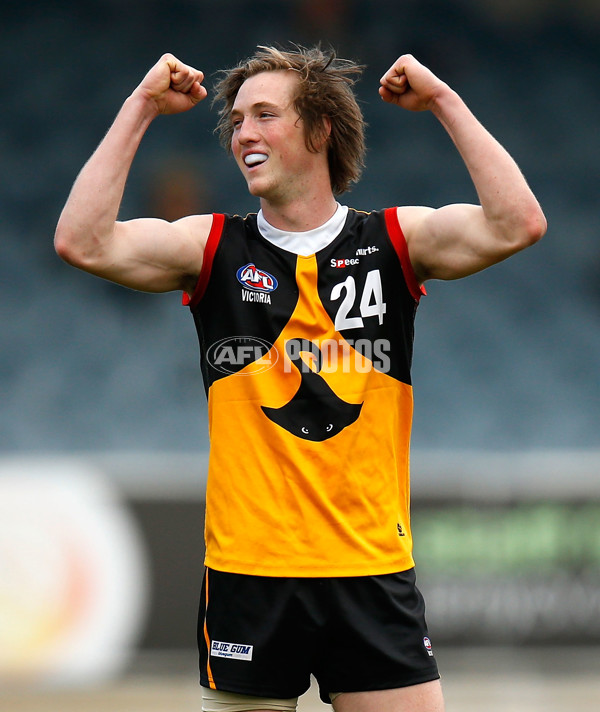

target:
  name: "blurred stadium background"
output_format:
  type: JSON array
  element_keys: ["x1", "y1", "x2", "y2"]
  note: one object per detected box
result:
[{"x1": 1, "y1": 0, "x2": 599, "y2": 709}]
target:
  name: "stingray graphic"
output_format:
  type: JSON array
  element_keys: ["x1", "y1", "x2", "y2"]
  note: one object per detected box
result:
[{"x1": 261, "y1": 339, "x2": 363, "y2": 441}]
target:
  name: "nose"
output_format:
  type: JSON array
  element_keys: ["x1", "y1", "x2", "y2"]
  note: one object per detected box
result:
[{"x1": 236, "y1": 116, "x2": 259, "y2": 145}]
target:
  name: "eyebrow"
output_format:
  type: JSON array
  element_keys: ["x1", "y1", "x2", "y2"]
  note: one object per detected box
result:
[{"x1": 230, "y1": 101, "x2": 281, "y2": 118}]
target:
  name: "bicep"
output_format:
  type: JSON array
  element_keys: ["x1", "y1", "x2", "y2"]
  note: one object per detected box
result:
[
  {"x1": 96, "y1": 214, "x2": 211, "y2": 293},
  {"x1": 400, "y1": 204, "x2": 516, "y2": 282}
]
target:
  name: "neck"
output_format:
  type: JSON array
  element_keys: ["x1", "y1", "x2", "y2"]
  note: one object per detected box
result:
[{"x1": 260, "y1": 193, "x2": 338, "y2": 232}]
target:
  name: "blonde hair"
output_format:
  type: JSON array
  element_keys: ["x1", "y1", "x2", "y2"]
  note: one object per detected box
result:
[{"x1": 213, "y1": 45, "x2": 366, "y2": 195}]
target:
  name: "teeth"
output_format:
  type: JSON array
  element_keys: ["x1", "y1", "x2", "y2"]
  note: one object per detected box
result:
[{"x1": 244, "y1": 153, "x2": 268, "y2": 166}]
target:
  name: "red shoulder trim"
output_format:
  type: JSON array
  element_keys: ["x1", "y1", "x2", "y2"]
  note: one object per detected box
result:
[
  {"x1": 182, "y1": 214, "x2": 226, "y2": 309},
  {"x1": 384, "y1": 207, "x2": 426, "y2": 302}
]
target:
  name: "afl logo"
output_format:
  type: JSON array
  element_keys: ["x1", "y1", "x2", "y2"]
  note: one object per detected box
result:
[
  {"x1": 206, "y1": 336, "x2": 278, "y2": 376},
  {"x1": 237, "y1": 263, "x2": 278, "y2": 293}
]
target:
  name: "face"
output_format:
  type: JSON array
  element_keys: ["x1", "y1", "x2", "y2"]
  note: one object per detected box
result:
[{"x1": 230, "y1": 71, "x2": 325, "y2": 205}]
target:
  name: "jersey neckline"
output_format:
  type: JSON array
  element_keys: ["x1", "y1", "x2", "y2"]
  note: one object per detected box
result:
[{"x1": 257, "y1": 204, "x2": 349, "y2": 256}]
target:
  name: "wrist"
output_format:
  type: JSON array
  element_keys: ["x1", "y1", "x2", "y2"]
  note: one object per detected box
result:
[
  {"x1": 125, "y1": 88, "x2": 161, "y2": 123},
  {"x1": 428, "y1": 83, "x2": 461, "y2": 119}
]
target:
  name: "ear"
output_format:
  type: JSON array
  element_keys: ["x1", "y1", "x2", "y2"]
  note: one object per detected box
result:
[{"x1": 314, "y1": 115, "x2": 332, "y2": 152}]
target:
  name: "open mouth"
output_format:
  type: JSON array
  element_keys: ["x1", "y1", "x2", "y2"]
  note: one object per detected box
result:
[{"x1": 244, "y1": 153, "x2": 268, "y2": 167}]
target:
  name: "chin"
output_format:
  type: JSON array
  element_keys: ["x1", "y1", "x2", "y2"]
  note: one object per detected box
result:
[
  {"x1": 245, "y1": 176, "x2": 265, "y2": 196},
  {"x1": 248, "y1": 181, "x2": 276, "y2": 201},
  {"x1": 247, "y1": 183, "x2": 263, "y2": 197}
]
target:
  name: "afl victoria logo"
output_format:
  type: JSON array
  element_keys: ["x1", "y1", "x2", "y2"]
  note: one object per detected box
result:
[
  {"x1": 236, "y1": 263, "x2": 278, "y2": 292},
  {"x1": 207, "y1": 336, "x2": 278, "y2": 375}
]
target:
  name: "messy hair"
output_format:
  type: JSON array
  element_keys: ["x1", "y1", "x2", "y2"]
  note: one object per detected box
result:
[{"x1": 213, "y1": 45, "x2": 366, "y2": 195}]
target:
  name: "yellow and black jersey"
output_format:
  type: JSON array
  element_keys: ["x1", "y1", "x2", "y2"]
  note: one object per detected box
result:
[{"x1": 184, "y1": 207, "x2": 425, "y2": 577}]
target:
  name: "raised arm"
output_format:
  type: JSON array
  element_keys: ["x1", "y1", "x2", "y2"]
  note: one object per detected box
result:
[
  {"x1": 379, "y1": 55, "x2": 547, "y2": 283},
  {"x1": 54, "y1": 54, "x2": 211, "y2": 294}
]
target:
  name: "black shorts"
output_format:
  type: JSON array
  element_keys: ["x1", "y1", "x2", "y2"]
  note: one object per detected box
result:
[{"x1": 198, "y1": 567, "x2": 439, "y2": 704}]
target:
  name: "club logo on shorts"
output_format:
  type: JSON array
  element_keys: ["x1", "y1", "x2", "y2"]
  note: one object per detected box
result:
[
  {"x1": 237, "y1": 263, "x2": 278, "y2": 293},
  {"x1": 210, "y1": 640, "x2": 253, "y2": 661},
  {"x1": 423, "y1": 636, "x2": 434, "y2": 657}
]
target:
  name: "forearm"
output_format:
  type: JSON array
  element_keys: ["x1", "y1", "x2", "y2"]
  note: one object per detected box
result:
[
  {"x1": 430, "y1": 87, "x2": 546, "y2": 243},
  {"x1": 55, "y1": 92, "x2": 158, "y2": 268}
]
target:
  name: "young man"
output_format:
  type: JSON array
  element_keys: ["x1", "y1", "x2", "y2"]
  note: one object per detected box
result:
[{"x1": 55, "y1": 46, "x2": 546, "y2": 712}]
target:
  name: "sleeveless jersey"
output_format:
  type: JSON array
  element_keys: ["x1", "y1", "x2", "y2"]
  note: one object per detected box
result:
[{"x1": 184, "y1": 207, "x2": 425, "y2": 577}]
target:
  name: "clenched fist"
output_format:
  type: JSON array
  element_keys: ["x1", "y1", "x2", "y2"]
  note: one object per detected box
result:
[
  {"x1": 135, "y1": 53, "x2": 207, "y2": 115},
  {"x1": 379, "y1": 54, "x2": 448, "y2": 112}
]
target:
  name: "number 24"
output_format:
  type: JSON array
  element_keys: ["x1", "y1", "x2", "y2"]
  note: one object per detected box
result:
[{"x1": 331, "y1": 270, "x2": 387, "y2": 330}]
